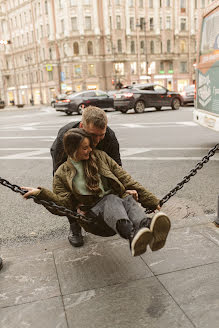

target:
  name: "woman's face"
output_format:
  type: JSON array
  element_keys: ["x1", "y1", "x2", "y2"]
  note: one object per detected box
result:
[{"x1": 75, "y1": 137, "x2": 92, "y2": 161}]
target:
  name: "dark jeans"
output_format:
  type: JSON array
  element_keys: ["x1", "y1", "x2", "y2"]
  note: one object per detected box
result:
[
  {"x1": 68, "y1": 194, "x2": 147, "y2": 237},
  {"x1": 90, "y1": 194, "x2": 146, "y2": 234}
]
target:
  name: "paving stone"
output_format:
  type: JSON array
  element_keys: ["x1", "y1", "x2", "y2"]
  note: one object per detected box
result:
[
  {"x1": 158, "y1": 262, "x2": 219, "y2": 328},
  {"x1": 54, "y1": 238, "x2": 153, "y2": 295},
  {"x1": 0, "y1": 252, "x2": 60, "y2": 307},
  {"x1": 63, "y1": 277, "x2": 194, "y2": 328},
  {"x1": 0, "y1": 296, "x2": 67, "y2": 328},
  {"x1": 194, "y1": 222, "x2": 219, "y2": 247},
  {"x1": 141, "y1": 226, "x2": 219, "y2": 275}
]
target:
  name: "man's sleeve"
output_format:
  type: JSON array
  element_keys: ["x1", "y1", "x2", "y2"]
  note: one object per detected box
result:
[
  {"x1": 105, "y1": 127, "x2": 122, "y2": 166},
  {"x1": 50, "y1": 122, "x2": 77, "y2": 175}
]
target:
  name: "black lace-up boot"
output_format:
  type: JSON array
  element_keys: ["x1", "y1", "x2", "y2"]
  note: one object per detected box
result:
[
  {"x1": 0, "y1": 257, "x2": 3, "y2": 271},
  {"x1": 68, "y1": 221, "x2": 84, "y2": 247},
  {"x1": 116, "y1": 219, "x2": 153, "y2": 257}
]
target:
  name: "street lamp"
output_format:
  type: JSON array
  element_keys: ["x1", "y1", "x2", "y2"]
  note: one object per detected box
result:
[
  {"x1": 136, "y1": 18, "x2": 148, "y2": 78},
  {"x1": 25, "y1": 55, "x2": 34, "y2": 105}
]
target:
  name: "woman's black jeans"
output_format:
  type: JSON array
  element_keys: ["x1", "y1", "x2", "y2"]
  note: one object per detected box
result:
[{"x1": 81, "y1": 194, "x2": 147, "y2": 237}]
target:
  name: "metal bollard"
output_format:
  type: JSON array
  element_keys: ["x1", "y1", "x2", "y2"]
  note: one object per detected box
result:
[{"x1": 214, "y1": 195, "x2": 219, "y2": 227}]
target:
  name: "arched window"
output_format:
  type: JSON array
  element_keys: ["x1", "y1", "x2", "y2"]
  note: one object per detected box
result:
[
  {"x1": 150, "y1": 40, "x2": 154, "y2": 54},
  {"x1": 167, "y1": 39, "x2": 171, "y2": 53},
  {"x1": 49, "y1": 47, "x2": 52, "y2": 60},
  {"x1": 87, "y1": 41, "x2": 93, "y2": 55},
  {"x1": 73, "y1": 42, "x2": 79, "y2": 55},
  {"x1": 131, "y1": 41, "x2": 135, "y2": 54},
  {"x1": 140, "y1": 40, "x2": 144, "y2": 54},
  {"x1": 180, "y1": 40, "x2": 186, "y2": 53},
  {"x1": 117, "y1": 39, "x2": 122, "y2": 53}
]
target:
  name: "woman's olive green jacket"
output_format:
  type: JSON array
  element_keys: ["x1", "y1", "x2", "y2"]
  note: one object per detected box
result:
[{"x1": 36, "y1": 149, "x2": 160, "y2": 213}]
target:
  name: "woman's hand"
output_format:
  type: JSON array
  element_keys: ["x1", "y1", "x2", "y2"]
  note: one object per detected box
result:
[
  {"x1": 126, "y1": 189, "x2": 138, "y2": 201},
  {"x1": 21, "y1": 187, "x2": 40, "y2": 199},
  {"x1": 156, "y1": 204, "x2": 161, "y2": 211}
]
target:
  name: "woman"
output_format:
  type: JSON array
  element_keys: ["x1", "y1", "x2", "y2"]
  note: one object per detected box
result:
[{"x1": 23, "y1": 129, "x2": 171, "y2": 257}]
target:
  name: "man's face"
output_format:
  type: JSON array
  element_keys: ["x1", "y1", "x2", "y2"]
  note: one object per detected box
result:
[{"x1": 80, "y1": 122, "x2": 106, "y2": 147}]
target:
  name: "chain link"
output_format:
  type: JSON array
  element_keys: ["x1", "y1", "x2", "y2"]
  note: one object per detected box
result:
[
  {"x1": 1, "y1": 143, "x2": 219, "y2": 217},
  {"x1": 0, "y1": 177, "x2": 93, "y2": 224}
]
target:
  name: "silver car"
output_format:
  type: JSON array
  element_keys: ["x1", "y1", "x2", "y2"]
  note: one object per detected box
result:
[{"x1": 180, "y1": 85, "x2": 195, "y2": 105}]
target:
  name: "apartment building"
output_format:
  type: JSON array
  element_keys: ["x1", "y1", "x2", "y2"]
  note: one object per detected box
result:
[{"x1": 0, "y1": 0, "x2": 216, "y2": 105}]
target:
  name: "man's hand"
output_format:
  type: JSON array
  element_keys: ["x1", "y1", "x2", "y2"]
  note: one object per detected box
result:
[
  {"x1": 21, "y1": 187, "x2": 40, "y2": 199},
  {"x1": 126, "y1": 189, "x2": 138, "y2": 201}
]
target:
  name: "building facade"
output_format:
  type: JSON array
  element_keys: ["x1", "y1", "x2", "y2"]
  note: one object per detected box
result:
[{"x1": 0, "y1": 0, "x2": 216, "y2": 105}]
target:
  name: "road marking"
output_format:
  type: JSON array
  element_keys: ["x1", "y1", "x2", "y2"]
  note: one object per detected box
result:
[{"x1": 0, "y1": 147, "x2": 218, "y2": 160}]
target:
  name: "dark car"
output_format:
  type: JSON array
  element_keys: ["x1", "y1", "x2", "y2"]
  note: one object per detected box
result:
[
  {"x1": 180, "y1": 85, "x2": 195, "y2": 105},
  {"x1": 114, "y1": 83, "x2": 183, "y2": 113},
  {"x1": 54, "y1": 90, "x2": 114, "y2": 115},
  {"x1": 51, "y1": 94, "x2": 69, "y2": 107}
]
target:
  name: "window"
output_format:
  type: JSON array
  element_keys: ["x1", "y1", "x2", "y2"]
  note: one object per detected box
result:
[
  {"x1": 71, "y1": 17, "x2": 77, "y2": 31},
  {"x1": 115, "y1": 0, "x2": 120, "y2": 5},
  {"x1": 140, "y1": 17, "x2": 145, "y2": 31},
  {"x1": 201, "y1": 0, "x2": 205, "y2": 8},
  {"x1": 150, "y1": 40, "x2": 154, "y2": 53},
  {"x1": 194, "y1": 17, "x2": 197, "y2": 30},
  {"x1": 180, "y1": 40, "x2": 186, "y2": 52},
  {"x1": 117, "y1": 39, "x2": 122, "y2": 53},
  {"x1": 149, "y1": 0, "x2": 153, "y2": 8},
  {"x1": 129, "y1": 0, "x2": 134, "y2": 6},
  {"x1": 180, "y1": 18, "x2": 186, "y2": 31},
  {"x1": 45, "y1": 0, "x2": 48, "y2": 14},
  {"x1": 139, "y1": 0, "x2": 143, "y2": 7},
  {"x1": 114, "y1": 62, "x2": 124, "y2": 75},
  {"x1": 180, "y1": 0, "x2": 186, "y2": 13},
  {"x1": 131, "y1": 41, "x2": 135, "y2": 54},
  {"x1": 87, "y1": 41, "x2": 93, "y2": 55},
  {"x1": 40, "y1": 25, "x2": 43, "y2": 38},
  {"x1": 160, "y1": 17, "x2": 163, "y2": 30},
  {"x1": 160, "y1": 41, "x2": 163, "y2": 53},
  {"x1": 180, "y1": 61, "x2": 187, "y2": 73},
  {"x1": 49, "y1": 48, "x2": 52, "y2": 60},
  {"x1": 74, "y1": 64, "x2": 81, "y2": 77},
  {"x1": 73, "y1": 42, "x2": 79, "y2": 55},
  {"x1": 88, "y1": 64, "x2": 95, "y2": 76},
  {"x1": 166, "y1": 0, "x2": 170, "y2": 6},
  {"x1": 130, "y1": 17, "x2": 134, "y2": 31},
  {"x1": 140, "y1": 62, "x2": 146, "y2": 74},
  {"x1": 160, "y1": 61, "x2": 164, "y2": 72},
  {"x1": 160, "y1": 0, "x2": 162, "y2": 7},
  {"x1": 84, "y1": 0, "x2": 91, "y2": 4},
  {"x1": 140, "y1": 40, "x2": 144, "y2": 54},
  {"x1": 59, "y1": 0, "x2": 63, "y2": 9},
  {"x1": 150, "y1": 18, "x2": 154, "y2": 30},
  {"x1": 61, "y1": 19, "x2": 64, "y2": 33},
  {"x1": 70, "y1": 0, "x2": 77, "y2": 5},
  {"x1": 85, "y1": 16, "x2": 91, "y2": 30},
  {"x1": 195, "y1": 0, "x2": 197, "y2": 9},
  {"x1": 131, "y1": 62, "x2": 137, "y2": 74},
  {"x1": 166, "y1": 16, "x2": 171, "y2": 29},
  {"x1": 48, "y1": 70, "x2": 53, "y2": 81},
  {"x1": 47, "y1": 24, "x2": 50, "y2": 37},
  {"x1": 116, "y1": 15, "x2": 121, "y2": 29},
  {"x1": 167, "y1": 39, "x2": 171, "y2": 53},
  {"x1": 167, "y1": 62, "x2": 173, "y2": 73}
]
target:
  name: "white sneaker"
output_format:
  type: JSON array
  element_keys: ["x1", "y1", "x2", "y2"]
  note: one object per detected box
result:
[
  {"x1": 131, "y1": 227, "x2": 153, "y2": 257},
  {"x1": 149, "y1": 212, "x2": 171, "y2": 251}
]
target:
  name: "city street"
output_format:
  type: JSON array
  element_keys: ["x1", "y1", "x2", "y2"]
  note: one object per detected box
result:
[{"x1": 0, "y1": 105, "x2": 219, "y2": 246}]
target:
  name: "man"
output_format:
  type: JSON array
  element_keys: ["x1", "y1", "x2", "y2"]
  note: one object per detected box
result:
[
  {"x1": 51, "y1": 106, "x2": 122, "y2": 247},
  {"x1": 0, "y1": 257, "x2": 3, "y2": 271}
]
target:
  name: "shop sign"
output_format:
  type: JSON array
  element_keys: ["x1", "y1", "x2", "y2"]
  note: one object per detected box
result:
[{"x1": 46, "y1": 64, "x2": 53, "y2": 71}]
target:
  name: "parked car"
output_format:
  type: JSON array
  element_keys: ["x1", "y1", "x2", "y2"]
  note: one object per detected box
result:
[
  {"x1": 114, "y1": 83, "x2": 183, "y2": 113},
  {"x1": 54, "y1": 90, "x2": 114, "y2": 115},
  {"x1": 180, "y1": 85, "x2": 195, "y2": 105},
  {"x1": 51, "y1": 94, "x2": 68, "y2": 107}
]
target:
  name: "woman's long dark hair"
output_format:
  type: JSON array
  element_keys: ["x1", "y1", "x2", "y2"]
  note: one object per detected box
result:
[{"x1": 63, "y1": 128, "x2": 102, "y2": 194}]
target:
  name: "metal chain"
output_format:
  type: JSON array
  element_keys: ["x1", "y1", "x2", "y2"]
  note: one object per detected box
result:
[
  {"x1": 0, "y1": 178, "x2": 93, "y2": 224},
  {"x1": 145, "y1": 143, "x2": 219, "y2": 214},
  {"x1": 1, "y1": 143, "x2": 219, "y2": 217}
]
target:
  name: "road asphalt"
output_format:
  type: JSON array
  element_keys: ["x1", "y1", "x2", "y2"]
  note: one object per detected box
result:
[{"x1": 0, "y1": 211, "x2": 219, "y2": 328}]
